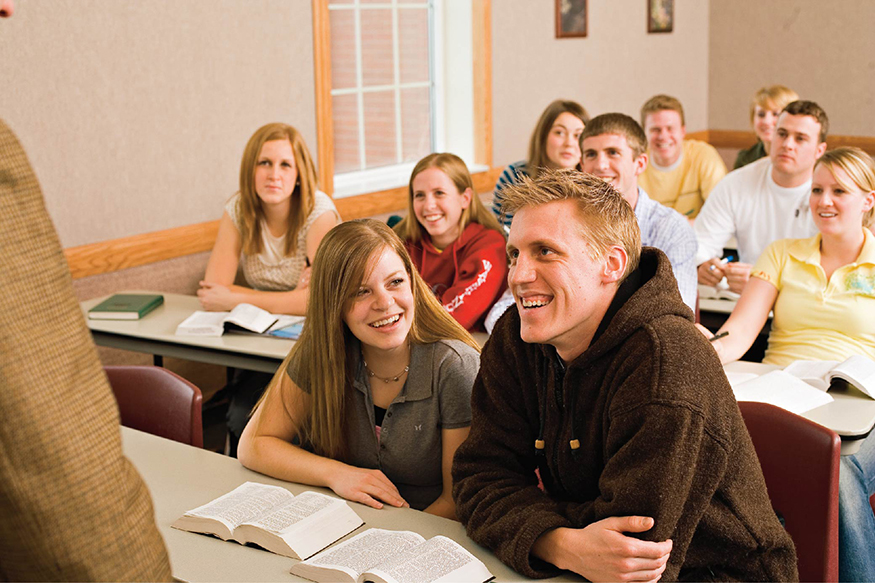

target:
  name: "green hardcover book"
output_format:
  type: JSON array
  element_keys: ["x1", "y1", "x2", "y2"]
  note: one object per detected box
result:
[{"x1": 88, "y1": 294, "x2": 164, "y2": 320}]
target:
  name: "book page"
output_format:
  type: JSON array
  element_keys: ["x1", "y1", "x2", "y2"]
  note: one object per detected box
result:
[
  {"x1": 299, "y1": 529, "x2": 424, "y2": 578},
  {"x1": 783, "y1": 360, "x2": 839, "y2": 390},
  {"x1": 725, "y1": 371, "x2": 759, "y2": 387},
  {"x1": 184, "y1": 482, "x2": 294, "y2": 530},
  {"x1": 243, "y1": 491, "x2": 335, "y2": 534},
  {"x1": 175, "y1": 310, "x2": 229, "y2": 336},
  {"x1": 733, "y1": 370, "x2": 834, "y2": 415},
  {"x1": 367, "y1": 536, "x2": 492, "y2": 583},
  {"x1": 225, "y1": 303, "x2": 277, "y2": 334},
  {"x1": 831, "y1": 355, "x2": 875, "y2": 399}
]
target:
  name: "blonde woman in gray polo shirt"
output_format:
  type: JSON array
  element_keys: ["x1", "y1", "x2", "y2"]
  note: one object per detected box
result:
[{"x1": 239, "y1": 219, "x2": 481, "y2": 520}]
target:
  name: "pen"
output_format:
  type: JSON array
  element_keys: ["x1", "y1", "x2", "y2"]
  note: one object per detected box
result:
[{"x1": 708, "y1": 331, "x2": 729, "y2": 342}]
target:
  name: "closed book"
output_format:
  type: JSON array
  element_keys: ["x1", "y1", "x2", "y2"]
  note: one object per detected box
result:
[{"x1": 88, "y1": 294, "x2": 164, "y2": 320}]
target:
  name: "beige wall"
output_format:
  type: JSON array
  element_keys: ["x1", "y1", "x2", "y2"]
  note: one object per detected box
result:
[
  {"x1": 0, "y1": 0, "x2": 316, "y2": 248},
  {"x1": 491, "y1": 0, "x2": 711, "y2": 167},
  {"x1": 709, "y1": 0, "x2": 875, "y2": 136}
]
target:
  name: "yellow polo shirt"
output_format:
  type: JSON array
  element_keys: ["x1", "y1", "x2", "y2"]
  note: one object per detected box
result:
[
  {"x1": 751, "y1": 229, "x2": 875, "y2": 366},
  {"x1": 639, "y1": 139, "x2": 727, "y2": 218}
]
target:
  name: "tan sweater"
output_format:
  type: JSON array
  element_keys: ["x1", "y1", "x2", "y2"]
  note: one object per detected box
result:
[{"x1": 452, "y1": 248, "x2": 797, "y2": 581}]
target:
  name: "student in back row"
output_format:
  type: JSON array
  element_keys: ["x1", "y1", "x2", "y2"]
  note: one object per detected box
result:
[
  {"x1": 734, "y1": 84, "x2": 799, "y2": 169},
  {"x1": 239, "y1": 220, "x2": 480, "y2": 519},
  {"x1": 491, "y1": 99, "x2": 590, "y2": 227},
  {"x1": 697, "y1": 147, "x2": 875, "y2": 582},
  {"x1": 638, "y1": 94, "x2": 727, "y2": 219},
  {"x1": 394, "y1": 153, "x2": 507, "y2": 331},
  {"x1": 696, "y1": 100, "x2": 826, "y2": 293}
]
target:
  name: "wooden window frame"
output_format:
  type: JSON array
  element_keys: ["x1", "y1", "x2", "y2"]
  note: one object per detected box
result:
[{"x1": 312, "y1": 0, "x2": 493, "y2": 216}]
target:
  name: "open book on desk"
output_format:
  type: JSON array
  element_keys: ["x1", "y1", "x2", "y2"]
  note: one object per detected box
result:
[
  {"x1": 175, "y1": 303, "x2": 304, "y2": 338},
  {"x1": 727, "y1": 355, "x2": 875, "y2": 415},
  {"x1": 290, "y1": 528, "x2": 494, "y2": 583},
  {"x1": 782, "y1": 355, "x2": 875, "y2": 398},
  {"x1": 171, "y1": 482, "x2": 363, "y2": 560}
]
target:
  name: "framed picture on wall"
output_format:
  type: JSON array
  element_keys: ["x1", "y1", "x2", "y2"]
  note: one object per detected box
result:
[
  {"x1": 556, "y1": 0, "x2": 587, "y2": 38},
  {"x1": 648, "y1": 0, "x2": 673, "y2": 33}
]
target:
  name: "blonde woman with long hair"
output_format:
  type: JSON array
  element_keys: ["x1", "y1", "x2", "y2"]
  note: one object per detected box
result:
[
  {"x1": 238, "y1": 220, "x2": 480, "y2": 520},
  {"x1": 199, "y1": 123, "x2": 340, "y2": 456},
  {"x1": 697, "y1": 147, "x2": 875, "y2": 582},
  {"x1": 394, "y1": 153, "x2": 507, "y2": 330}
]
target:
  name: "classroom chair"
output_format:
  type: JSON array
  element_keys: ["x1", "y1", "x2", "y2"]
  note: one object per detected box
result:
[
  {"x1": 104, "y1": 365, "x2": 204, "y2": 448},
  {"x1": 738, "y1": 401, "x2": 840, "y2": 582}
]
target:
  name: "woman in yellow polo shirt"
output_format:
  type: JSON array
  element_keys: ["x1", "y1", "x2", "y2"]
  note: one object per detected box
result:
[{"x1": 698, "y1": 146, "x2": 875, "y2": 583}]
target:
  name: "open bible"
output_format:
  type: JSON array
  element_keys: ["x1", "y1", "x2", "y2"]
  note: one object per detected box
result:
[
  {"x1": 171, "y1": 482, "x2": 363, "y2": 559},
  {"x1": 289, "y1": 528, "x2": 494, "y2": 583},
  {"x1": 783, "y1": 355, "x2": 875, "y2": 398},
  {"x1": 727, "y1": 355, "x2": 875, "y2": 415},
  {"x1": 175, "y1": 303, "x2": 304, "y2": 338}
]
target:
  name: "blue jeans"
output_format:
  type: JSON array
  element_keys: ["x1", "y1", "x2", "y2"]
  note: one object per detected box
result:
[{"x1": 839, "y1": 430, "x2": 875, "y2": 582}]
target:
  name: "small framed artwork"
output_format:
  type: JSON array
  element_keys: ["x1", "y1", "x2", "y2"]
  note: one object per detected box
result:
[
  {"x1": 556, "y1": 0, "x2": 587, "y2": 39},
  {"x1": 648, "y1": 0, "x2": 673, "y2": 33}
]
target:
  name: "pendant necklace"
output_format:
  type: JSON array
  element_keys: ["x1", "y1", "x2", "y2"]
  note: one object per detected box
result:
[{"x1": 362, "y1": 356, "x2": 409, "y2": 383}]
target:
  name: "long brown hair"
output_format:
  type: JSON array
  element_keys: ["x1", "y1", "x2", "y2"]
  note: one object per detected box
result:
[
  {"x1": 263, "y1": 219, "x2": 478, "y2": 459},
  {"x1": 527, "y1": 100, "x2": 590, "y2": 179},
  {"x1": 236, "y1": 123, "x2": 319, "y2": 256},
  {"x1": 393, "y1": 153, "x2": 505, "y2": 244}
]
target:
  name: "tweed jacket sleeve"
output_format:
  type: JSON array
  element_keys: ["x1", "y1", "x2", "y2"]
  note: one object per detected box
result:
[{"x1": 0, "y1": 119, "x2": 172, "y2": 581}]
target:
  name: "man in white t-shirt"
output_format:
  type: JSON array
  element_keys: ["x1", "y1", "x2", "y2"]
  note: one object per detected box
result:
[{"x1": 695, "y1": 100, "x2": 828, "y2": 293}]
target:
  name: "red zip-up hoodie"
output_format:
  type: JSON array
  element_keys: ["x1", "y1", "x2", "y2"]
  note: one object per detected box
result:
[{"x1": 405, "y1": 222, "x2": 508, "y2": 331}]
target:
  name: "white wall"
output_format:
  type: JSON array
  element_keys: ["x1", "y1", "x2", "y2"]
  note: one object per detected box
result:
[{"x1": 0, "y1": 0, "x2": 317, "y2": 247}]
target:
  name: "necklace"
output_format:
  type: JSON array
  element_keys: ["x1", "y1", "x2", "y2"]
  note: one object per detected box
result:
[{"x1": 362, "y1": 357, "x2": 409, "y2": 383}]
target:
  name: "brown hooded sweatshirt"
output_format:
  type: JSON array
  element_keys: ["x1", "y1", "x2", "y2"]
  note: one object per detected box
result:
[{"x1": 452, "y1": 247, "x2": 798, "y2": 581}]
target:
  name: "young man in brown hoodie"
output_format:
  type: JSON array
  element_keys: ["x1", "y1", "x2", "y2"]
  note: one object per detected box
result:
[{"x1": 452, "y1": 169, "x2": 798, "y2": 581}]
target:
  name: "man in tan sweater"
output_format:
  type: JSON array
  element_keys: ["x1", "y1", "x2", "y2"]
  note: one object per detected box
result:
[{"x1": 0, "y1": 2, "x2": 172, "y2": 578}]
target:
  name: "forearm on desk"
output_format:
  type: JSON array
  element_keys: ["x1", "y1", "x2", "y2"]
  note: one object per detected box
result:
[{"x1": 237, "y1": 433, "x2": 341, "y2": 488}]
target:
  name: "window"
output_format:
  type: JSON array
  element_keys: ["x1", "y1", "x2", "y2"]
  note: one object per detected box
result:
[{"x1": 317, "y1": 0, "x2": 487, "y2": 199}]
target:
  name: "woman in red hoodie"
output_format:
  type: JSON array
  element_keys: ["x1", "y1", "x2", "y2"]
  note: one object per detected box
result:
[{"x1": 394, "y1": 153, "x2": 508, "y2": 330}]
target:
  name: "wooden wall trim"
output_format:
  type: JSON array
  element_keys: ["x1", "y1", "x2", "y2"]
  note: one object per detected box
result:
[
  {"x1": 473, "y1": 0, "x2": 493, "y2": 167},
  {"x1": 65, "y1": 220, "x2": 219, "y2": 280},
  {"x1": 685, "y1": 130, "x2": 710, "y2": 142},
  {"x1": 312, "y1": 0, "x2": 334, "y2": 196},
  {"x1": 65, "y1": 167, "x2": 504, "y2": 280}
]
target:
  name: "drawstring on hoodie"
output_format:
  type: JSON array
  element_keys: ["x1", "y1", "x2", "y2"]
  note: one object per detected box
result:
[
  {"x1": 535, "y1": 351, "x2": 580, "y2": 456},
  {"x1": 535, "y1": 363, "x2": 548, "y2": 455}
]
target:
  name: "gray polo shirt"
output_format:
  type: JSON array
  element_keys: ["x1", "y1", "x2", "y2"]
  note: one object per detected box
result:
[{"x1": 289, "y1": 339, "x2": 479, "y2": 510}]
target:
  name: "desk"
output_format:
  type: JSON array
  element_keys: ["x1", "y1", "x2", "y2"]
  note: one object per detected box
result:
[
  {"x1": 122, "y1": 428, "x2": 574, "y2": 582},
  {"x1": 725, "y1": 361, "x2": 875, "y2": 455},
  {"x1": 83, "y1": 293, "x2": 294, "y2": 373}
]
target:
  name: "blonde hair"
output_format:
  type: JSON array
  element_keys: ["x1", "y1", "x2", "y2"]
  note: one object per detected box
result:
[
  {"x1": 815, "y1": 147, "x2": 875, "y2": 229},
  {"x1": 749, "y1": 85, "x2": 799, "y2": 124},
  {"x1": 640, "y1": 94, "x2": 685, "y2": 127},
  {"x1": 527, "y1": 100, "x2": 590, "y2": 178},
  {"x1": 262, "y1": 219, "x2": 479, "y2": 459},
  {"x1": 500, "y1": 168, "x2": 641, "y2": 281},
  {"x1": 393, "y1": 153, "x2": 504, "y2": 244},
  {"x1": 237, "y1": 123, "x2": 319, "y2": 256}
]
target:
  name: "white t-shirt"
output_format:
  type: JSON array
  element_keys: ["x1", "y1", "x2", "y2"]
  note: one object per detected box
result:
[{"x1": 694, "y1": 157, "x2": 817, "y2": 265}]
